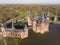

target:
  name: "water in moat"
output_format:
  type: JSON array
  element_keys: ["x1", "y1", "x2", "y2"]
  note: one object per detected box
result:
[{"x1": 21, "y1": 23, "x2": 60, "y2": 45}]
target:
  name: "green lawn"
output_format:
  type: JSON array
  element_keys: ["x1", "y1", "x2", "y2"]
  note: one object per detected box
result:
[
  {"x1": 5, "y1": 37, "x2": 21, "y2": 45},
  {"x1": 0, "y1": 40, "x2": 5, "y2": 45}
]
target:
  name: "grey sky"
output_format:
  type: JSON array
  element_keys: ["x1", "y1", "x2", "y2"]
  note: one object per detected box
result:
[{"x1": 0, "y1": 0, "x2": 60, "y2": 4}]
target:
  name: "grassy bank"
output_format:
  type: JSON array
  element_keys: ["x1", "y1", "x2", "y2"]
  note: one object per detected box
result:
[{"x1": 5, "y1": 37, "x2": 22, "y2": 45}]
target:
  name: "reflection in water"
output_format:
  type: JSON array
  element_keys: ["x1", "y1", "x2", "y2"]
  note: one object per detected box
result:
[{"x1": 21, "y1": 23, "x2": 60, "y2": 45}]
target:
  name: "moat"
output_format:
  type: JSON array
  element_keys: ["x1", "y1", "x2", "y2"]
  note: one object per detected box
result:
[
  {"x1": 20, "y1": 23, "x2": 60, "y2": 45},
  {"x1": 0, "y1": 23, "x2": 60, "y2": 45}
]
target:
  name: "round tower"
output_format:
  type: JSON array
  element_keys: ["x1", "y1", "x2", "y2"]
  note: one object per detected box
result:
[
  {"x1": 36, "y1": 23, "x2": 41, "y2": 33},
  {"x1": 0, "y1": 24, "x2": 6, "y2": 37},
  {"x1": 32, "y1": 15, "x2": 37, "y2": 32},
  {"x1": 40, "y1": 22, "x2": 45, "y2": 34},
  {"x1": 27, "y1": 10, "x2": 32, "y2": 26},
  {"x1": 24, "y1": 24, "x2": 28, "y2": 37},
  {"x1": 38, "y1": 8, "x2": 43, "y2": 15},
  {"x1": 54, "y1": 11, "x2": 58, "y2": 22},
  {"x1": 36, "y1": 18, "x2": 41, "y2": 33},
  {"x1": 40, "y1": 15, "x2": 45, "y2": 34},
  {"x1": 46, "y1": 10, "x2": 50, "y2": 21},
  {"x1": 44, "y1": 22, "x2": 49, "y2": 32},
  {"x1": 12, "y1": 21, "x2": 15, "y2": 29},
  {"x1": 21, "y1": 24, "x2": 28, "y2": 39},
  {"x1": 1, "y1": 24, "x2": 6, "y2": 32}
]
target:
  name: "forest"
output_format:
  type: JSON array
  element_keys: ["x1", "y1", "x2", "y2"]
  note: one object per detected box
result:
[{"x1": 0, "y1": 4, "x2": 60, "y2": 23}]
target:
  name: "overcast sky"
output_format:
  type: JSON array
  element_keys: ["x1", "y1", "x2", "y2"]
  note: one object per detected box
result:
[{"x1": 0, "y1": 0, "x2": 60, "y2": 5}]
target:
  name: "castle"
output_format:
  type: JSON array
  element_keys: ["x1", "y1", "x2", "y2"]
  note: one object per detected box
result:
[
  {"x1": 27, "y1": 10, "x2": 49, "y2": 34},
  {"x1": 0, "y1": 9, "x2": 57, "y2": 39}
]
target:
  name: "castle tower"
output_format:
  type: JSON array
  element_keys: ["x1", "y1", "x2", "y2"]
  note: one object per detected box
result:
[
  {"x1": 43, "y1": 16, "x2": 49, "y2": 32},
  {"x1": 44, "y1": 21, "x2": 49, "y2": 32},
  {"x1": 20, "y1": 31, "x2": 25, "y2": 39},
  {"x1": 41, "y1": 16, "x2": 45, "y2": 22},
  {"x1": 32, "y1": 15, "x2": 37, "y2": 32},
  {"x1": 46, "y1": 10, "x2": 50, "y2": 21},
  {"x1": 54, "y1": 11, "x2": 58, "y2": 22},
  {"x1": 45, "y1": 10, "x2": 50, "y2": 21},
  {"x1": 40, "y1": 15, "x2": 45, "y2": 34},
  {"x1": 0, "y1": 24, "x2": 6, "y2": 37},
  {"x1": 12, "y1": 21, "x2": 15, "y2": 29},
  {"x1": 24, "y1": 24, "x2": 28, "y2": 38},
  {"x1": 40, "y1": 22, "x2": 45, "y2": 34},
  {"x1": 42, "y1": 15, "x2": 49, "y2": 33},
  {"x1": 36, "y1": 20, "x2": 41, "y2": 33},
  {"x1": 1, "y1": 24, "x2": 6, "y2": 32},
  {"x1": 39, "y1": 8, "x2": 43, "y2": 15},
  {"x1": 27, "y1": 10, "x2": 32, "y2": 26},
  {"x1": 21, "y1": 24, "x2": 28, "y2": 39},
  {"x1": 42, "y1": 11, "x2": 49, "y2": 32}
]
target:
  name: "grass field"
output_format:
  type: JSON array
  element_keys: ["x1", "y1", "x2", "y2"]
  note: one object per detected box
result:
[{"x1": 5, "y1": 37, "x2": 21, "y2": 45}]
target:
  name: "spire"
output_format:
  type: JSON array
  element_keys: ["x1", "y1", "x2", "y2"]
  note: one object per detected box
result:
[
  {"x1": 28, "y1": 9, "x2": 31, "y2": 16},
  {"x1": 46, "y1": 10, "x2": 49, "y2": 17},
  {"x1": 39, "y1": 8, "x2": 43, "y2": 15}
]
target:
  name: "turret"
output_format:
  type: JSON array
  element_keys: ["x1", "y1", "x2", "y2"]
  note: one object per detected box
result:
[
  {"x1": 32, "y1": 15, "x2": 37, "y2": 32},
  {"x1": 27, "y1": 10, "x2": 32, "y2": 26},
  {"x1": 12, "y1": 21, "x2": 15, "y2": 29},
  {"x1": 36, "y1": 19, "x2": 41, "y2": 33},
  {"x1": 0, "y1": 24, "x2": 6, "y2": 37},
  {"x1": 54, "y1": 11, "x2": 58, "y2": 22},
  {"x1": 28, "y1": 9, "x2": 31, "y2": 16},
  {"x1": 40, "y1": 21, "x2": 45, "y2": 34},
  {"x1": 41, "y1": 15, "x2": 45, "y2": 22},
  {"x1": 0, "y1": 24, "x2": 6, "y2": 32},
  {"x1": 21, "y1": 24, "x2": 28, "y2": 39},
  {"x1": 40, "y1": 14, "x2": 45, "y2": 34},
  {"x1": 46, "y1": 10, "x2": 50, "y2": 21},
  {"x1": 40, "y1": 11, "x2": 49, "y2": 33},
  {"x1": 24, "y1": 24, "x2": 28, "y2": 31},
  {"x1": 39, "y1": 8, "x2": 43, "y2": 15}
]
